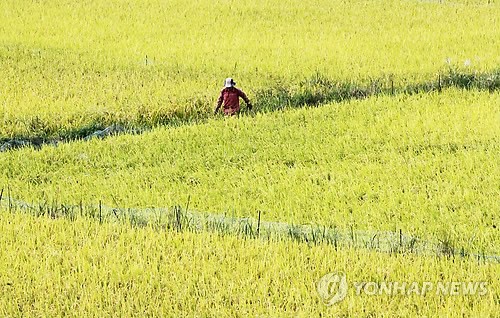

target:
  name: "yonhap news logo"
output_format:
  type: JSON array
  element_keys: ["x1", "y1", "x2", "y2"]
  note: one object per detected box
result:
[
  {"x1": 317, "y1": 272, "x2": 488, "y2": 306},
  {"x1": 316, "y1": 272, "x2": 348, "y2": 305}
]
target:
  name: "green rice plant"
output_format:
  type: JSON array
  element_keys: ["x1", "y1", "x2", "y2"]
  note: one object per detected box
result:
[
  {"x1": 0, "y1": 210, "x2": 498, "y2": 317},
  {"x1": 0, "y1": 0, "x2": 499, "y2": 139},
  {"x1": 1, "y1": 89, "x2": 498, "y2": 254}
]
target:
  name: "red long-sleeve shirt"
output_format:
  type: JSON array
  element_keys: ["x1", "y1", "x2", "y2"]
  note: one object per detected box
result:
[{"x1": 216, "y1": 87, "x2": 251, "y2": 116}]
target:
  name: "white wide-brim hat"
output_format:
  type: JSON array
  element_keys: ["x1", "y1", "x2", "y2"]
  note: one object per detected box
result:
[{"x1": 224, "y1": 78, "x2": 236, "y2": 88}]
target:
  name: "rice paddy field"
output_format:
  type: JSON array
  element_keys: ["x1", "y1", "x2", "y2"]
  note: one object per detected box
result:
[{"x1": 0, "y1": 0, "x2": 499, "y2": 316}]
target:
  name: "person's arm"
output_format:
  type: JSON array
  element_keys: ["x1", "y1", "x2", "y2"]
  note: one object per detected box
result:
[
  {"x1": 238, "y1": 89, "x2": 252, "y2": 110},
  {"x1": 214, "y1": 89, "x2": 224, "y2": 114}
]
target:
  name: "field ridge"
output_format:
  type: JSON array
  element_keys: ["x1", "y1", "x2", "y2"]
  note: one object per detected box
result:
[
  {"x1": 1, "y1": 67, "x2": 499, "y2": 152},
  {"x1": 1, "y1": 193, "x2": 499, "y2": 263}
]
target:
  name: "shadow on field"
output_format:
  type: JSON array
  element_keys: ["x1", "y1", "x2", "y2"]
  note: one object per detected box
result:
[
  {"x1": 254, "y1": 67, "x2": 500, "y2": 112},
  {"x1": 1, "y1": 67, "x2": 499, "y2": 151}
]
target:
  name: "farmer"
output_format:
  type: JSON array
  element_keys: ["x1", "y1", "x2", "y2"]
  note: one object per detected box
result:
[{"x1": 214, "y1": 78, "x2": 252, "y2": 116}]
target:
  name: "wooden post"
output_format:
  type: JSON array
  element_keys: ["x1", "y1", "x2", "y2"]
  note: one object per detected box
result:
[
  {"x1": 7, "y1": 185, "x2": 11, "y2": 212},
  {"x1": 257, "y1": 210, "x2": 261, "y2": 236}
]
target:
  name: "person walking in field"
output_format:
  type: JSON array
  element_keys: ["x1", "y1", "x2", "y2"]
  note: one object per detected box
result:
[{"x1": 214, "y1": 78, "x2": 252, "y2": 116}]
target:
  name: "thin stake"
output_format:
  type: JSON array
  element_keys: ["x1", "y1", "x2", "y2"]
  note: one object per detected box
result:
[
  {"x1": 175, "y1": 206, "x2": 182, "y2": 231},
  {"x1": 99, "y1": 200, "x2": 102, "y2": 223},
  {"x1": 7, "y1": 185, "x2": 11, "y2": 212},
  {"x1": 257, "y1": 210, "x2": 261, "y2": 236},
  {"x1": 0, "y1": 188, "x2": 3, "y2": 204},
  {"x1": 399, "y1": 229, "x2": 403, "y2": 248},
  {"x1": 438, "y1": 74, "x2": 442, "y2": 92},
  {"x1": 185, "y1": 195, "x2": 191, "y2": 214}
]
